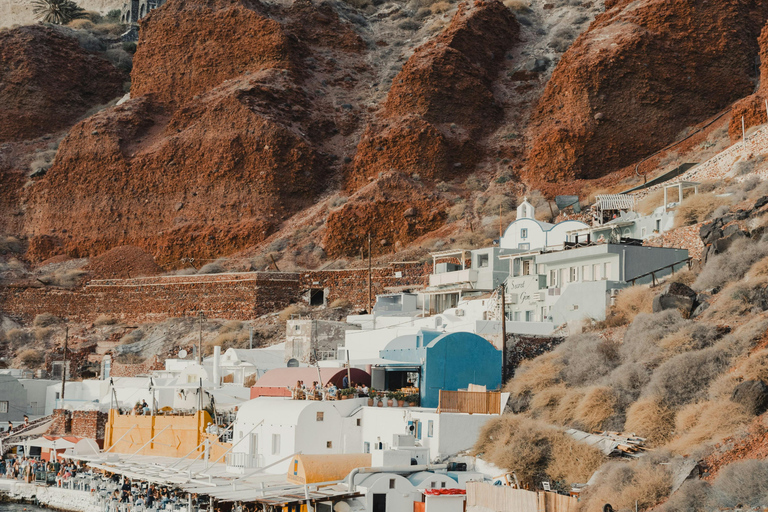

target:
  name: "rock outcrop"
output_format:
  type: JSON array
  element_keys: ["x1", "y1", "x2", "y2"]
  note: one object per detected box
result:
[
  {"x1": 730, "y1": 23, "x2": 768, "y2": 139},
  {"x1": 347, "y1": 1, "x2": 519, "y2": 189},
  {"x1": 525, "y1": 0, "x2": 768, "y2": 184},
  {"x1": 0, "y1": 25, "x2": 125, "y2": 143}
]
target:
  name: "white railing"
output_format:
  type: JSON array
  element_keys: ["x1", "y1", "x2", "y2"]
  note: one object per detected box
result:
[
  {"x1": 429, "y1": 268, "x2": 478, "y2": 287},
  {"x1": 226, "y1": 452, "x2": 264, "y2": 469}
]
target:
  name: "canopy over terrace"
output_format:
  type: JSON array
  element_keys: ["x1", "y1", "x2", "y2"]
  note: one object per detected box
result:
[
  {"x1": 84, "y1": 452, "x2": 360, "y2": 505},
  {"x1": 250, "y1": 367, "x2": 371, "y2": 398}
]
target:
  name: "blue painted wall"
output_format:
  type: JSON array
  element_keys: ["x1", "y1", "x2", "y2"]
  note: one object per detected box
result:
[{"x1": 380, "y1": 330, "x2": 502, "y2": 408}]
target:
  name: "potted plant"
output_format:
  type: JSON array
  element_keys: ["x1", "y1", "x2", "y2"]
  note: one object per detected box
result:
[
  {"x1": 367, "y1": 389, "x2": 376, "y2": 407},
  {"x1": 407, "y1": 394, "x2": 419, "y2": 407},
  {"x1": 386, "y1": 391, "x2": 396, "y2": 408},
  {"x1": 396, "y1": 392, "x2": 405, "y2": 408}
]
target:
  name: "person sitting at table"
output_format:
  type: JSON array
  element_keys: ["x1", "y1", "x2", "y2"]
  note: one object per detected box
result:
[{"x1": 327, "y1": 383, "x2": 337, "y2": 398}]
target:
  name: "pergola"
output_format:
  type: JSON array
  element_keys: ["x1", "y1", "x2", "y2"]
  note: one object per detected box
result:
[{"x1": 663, "y1": 181, "x2": 700, "y2": 211}]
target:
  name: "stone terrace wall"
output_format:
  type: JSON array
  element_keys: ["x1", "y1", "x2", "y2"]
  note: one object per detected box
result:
[
  {"x1": 0, "y1": 272, "x2": 301, "y2": 323},
  {"x1": 300, "y1": 262, "x2": 430, "y2": 310},
  {"x1": 47, "y1": 409, "x2": 107, "y2": 441},
  {"x1": 0, "y1": 264, "x2": 431, "y2": 323}
]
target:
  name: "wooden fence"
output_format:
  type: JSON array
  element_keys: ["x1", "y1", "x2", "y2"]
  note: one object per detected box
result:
[
  {"x1": 437, "y1": 390, "x2": 501, "y2": 414},
  {"x1": 466, "y1": 482, "x2": 578, "y2": 512}
]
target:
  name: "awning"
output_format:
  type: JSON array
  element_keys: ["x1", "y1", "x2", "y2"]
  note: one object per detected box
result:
[
  {"x1": 25, "y1": 437, "x2": 77, "y2": 450},
  {"x1": 596, "y1": 194, "x2": 635, "y2": 210}
]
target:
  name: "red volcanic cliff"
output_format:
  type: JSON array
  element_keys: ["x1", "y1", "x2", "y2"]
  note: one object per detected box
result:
[
  {"x1": 525, "y1": 0, "x2": 768, "y2": 184},
  {"x1": 0, "y1": 25, "x2": 125, "y2": 143},
  {"x1": 348, "y1": 1, "x2": 519, "y2": 189}
]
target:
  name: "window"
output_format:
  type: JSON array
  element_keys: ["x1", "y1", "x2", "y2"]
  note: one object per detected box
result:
[
  {"x1": 364, "y1": 442, "x2": 370, "y2": 453},
  {"x1": 514, "y1": 311, "x2": 521, "y2": 321},
  {"x1": 582, "y1": 265, "x2": 591, "y2": 281},
  {"x1": 520, "y1": 228, "x2": 528, "y2": 239},
  {"x1": 569, "y1": 267, "x2": 578, "y2": 282},
  {"x1": 0, "y1": 401, "x2": 7, "y2": 414},
  {"x1": 538, "y1": 264, "x2": 545, "y2": 274},
  {"x1": 293, "y1": 324, "x2": 301, "y2": 331},
  {"x1": 316, "y1": 412, "x2": 324, "y2": 422},
  {"x1": 518, "y1": 243, "x2": 530, "y2": 250},
  {"x1": 427, "y1": 420, "x2": 434, "y2": 438},
  {"x1": 549, "y1": 269, "x2": 557, "y2": 287},
  {"x1": 441, "y1": 482, "x2": 446, "y2": 488},
  {"x1": 525, "y1": 311, "x2": 533, "y2": 322},
  {"x1": 430, "y1": 482, "x2": 436, "y2": 489},
  {"x1": 593, "y1": 263, "x2": 601, "y2": 281},
  {"x1": 389, "y1": 479, "x2": 396, "y2": 489},
  {"x1": 522, "y1": 260, "x2": 531, "y2": 276},
  {"x1": 603, "y1": 262, "x2": 612, "y2": 280},
  {"x1": 271, "y1": 434, "x2": 281, "y2": 455},
  {"x1": 326, "y1": 441, "x2": 333, "y2": 448},
  {"x1": 656, "y1": 219, "x2": 661, "y2": 232},
  {"x1": 250, "y1": 434, "x2": 259, "y2": 454},
  {"x1": 356, "y1": 418, "x2": 362, "y2": 427},
  {"x1": 478, "y1": 254, "x2": 489, "y2": 268}
]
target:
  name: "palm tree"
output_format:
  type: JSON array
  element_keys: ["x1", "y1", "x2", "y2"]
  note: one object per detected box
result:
[{"x1": 32, "y1": 0, "x2": 87, "y2": 25}]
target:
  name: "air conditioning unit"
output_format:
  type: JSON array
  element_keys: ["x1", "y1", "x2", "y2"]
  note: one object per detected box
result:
[
  {"x1": 507, "y1": 293, "x2": 518, "y2": 304},
  {"x1": 548, "y1": 287, "x2": 561, "y2": 296},
  {"x1": 569, "y1": 304, "x2": 580, "y2": 311},
  {"x1": 610, "y1": 297, "x2": 617, "y2": 306},
  {"x1": 533, "y1": 292, "x2": 545, "y2": 302},
  {"x1": 455, "y1": 309, "x2": 465, "y2": 316},
  {"x1": 610, "y1": 288, "x2": 621, "y2": 297}
]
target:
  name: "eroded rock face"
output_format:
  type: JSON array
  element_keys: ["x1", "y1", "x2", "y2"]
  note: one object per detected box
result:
[
  {"x1": 525, "y1": 0, "x2": 768, "y2": 184},
  {"x1": 730, "y1": 23, "x2": 768, "y2": 138},
  {"x1": 731, "y1": 380, "x2": 768, "y2": 416},
  {"x1": 652, "y1": 282, "x2": 698, "y2": 317},
  {"x1": 21, "y1": 0, "x2": 366, "y2": 266},
  {"x1": 323, "y1": 173, "x2": 448, "y2": 258},
  {"x1": 347, "y1": 1, "x2": 519, "y2": 189},
  {"x1": 0, "y1": 25, "x2": 125, "y2": 143}
]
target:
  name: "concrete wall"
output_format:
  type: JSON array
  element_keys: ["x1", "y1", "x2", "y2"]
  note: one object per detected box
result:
[
  {"x1": 285, "y1": 320, "x2": 359, "y2": 363},
  {"x1": 0, "y1": 375, "x2": 27, "y2": 423}
]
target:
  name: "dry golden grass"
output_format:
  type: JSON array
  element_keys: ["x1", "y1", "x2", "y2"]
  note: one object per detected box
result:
[
  {"x1": 504, "y1": 352, "x2": 562, "y2": 396},
  {"x1": 673, "y1": 193, "x2": 730, "y2": 228},
  {"x1": 579, "y1": 460, "x2": 672, "y2": 512},
  {"x1": 624, "y1": 397, "x2": 675, "y2": 446},
  {"x1": 94, "y1": 314, "x2": 118, "y2": 326},
  {"x1": 503, "y1": 0, "x2": 529, "y2": 11},
  {"x1": 667, "y1": 400, "x2": 750, "y2": 455},
  {"x1": 667, "y1": 269, "x2": 696, "y2": 287},
  {"x1": 551, "y1": 388, "x2": 585, "y2": 425},
  {"x1": 707, "y1": 372, "x2": 741, "y2": 401},
  {"x1": 637, "y1": 189, "x2": 666, "y2": 216},
  {"x1": 613, "y1": 285, "x2": 654, "y2": 323},
  {"x1": 748, "y1": 256, "x2": 768, "y2": 278},
  {"x1": 674, "y1": 402, "x2": 707, "y2": 433},
  {"x1": 547, "y1": 433, "x2": 605, "y2": 485},
  {"x1": 474, "y1": 415, "x2": 604, "y2": 487},
  {"x1": 574, "y1": 386, "x2": 616, "y2": 431},
  {"x1": 738, "y1": 349, "x2": 768, "y2": 382},
  {"x1": 278, "y1": 304, "x2": 302, "y2": 322},
  {"x1": 68, "y1": 19, "x2": 94, "y2": 30},
  {"x1": 429, "y1": 1, "x2": 451, "y2": 13},
  {"x1": 529, "y1": 384, "x2": 567, "y2": 419}
]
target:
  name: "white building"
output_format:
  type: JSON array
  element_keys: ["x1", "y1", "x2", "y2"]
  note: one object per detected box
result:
[
  {"x1": 500, "y1": 198, "x2": 589, "y2": 251},
  {"x1": 229, "y1": 397, "x2": 503, "y2": 475}
]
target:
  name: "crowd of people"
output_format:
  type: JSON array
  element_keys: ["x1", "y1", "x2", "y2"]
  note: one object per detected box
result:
[
  {"x1": 290, "y1": 379, "x2": 369, "y2": 400},
  {"x1": 0, "y1": 455, "x2": 81, "y2": 485}
]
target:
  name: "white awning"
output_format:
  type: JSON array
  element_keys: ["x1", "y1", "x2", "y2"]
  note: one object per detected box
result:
[{"x1": 596, "y1": 194, "x2": 635, "y2": 211}]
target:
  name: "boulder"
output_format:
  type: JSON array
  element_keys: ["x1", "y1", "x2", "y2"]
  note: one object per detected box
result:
[
  {"x1": 731, "y1": 380, "x2": 768, "y2": 416},
  {"x1": 755, "y1": 196, "x2": 768, "y2": 210},
  {"x1": 652, "y1": 282, "x2": 698, "y2": 317}
]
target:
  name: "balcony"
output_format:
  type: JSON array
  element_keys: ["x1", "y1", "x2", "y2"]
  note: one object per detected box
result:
[
  {"x1": 429, "y1": 268, "x2": 478, "y2": 287},
  {"x1": 226, "y1": 452, "x2": 264, "y2": 470}
]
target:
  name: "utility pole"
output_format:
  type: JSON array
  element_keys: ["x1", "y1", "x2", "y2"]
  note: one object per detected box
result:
[
  {"x1": 499, "y1": 204, "x2": 503, "y2": 241},
  {"x1": 197, "y1": 310, "x2": 206, "y2": 365},
  {"x1": 500, "y1": 284, "x2": 507, "y2": 383},
  {"x1": 249, "y1": 324, "x2": 254, "y2": 350},
  {"x1": 60, "y1": 325, "x2": 68, "y2": 406},
  {"x1": 367, "y1": 233, "x2": 372, "y2": 313}
]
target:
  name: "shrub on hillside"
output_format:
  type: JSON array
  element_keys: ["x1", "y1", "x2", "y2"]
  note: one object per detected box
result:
[
  {"x1": 278, "y1": 304, "x2": 302, "y2": 323},
  {"x1": 219, "y1": 320, "x2": 243, "y2": 334},
  {"x1": 620, "y1": 310, "x2": 686, "y2": 367},
  {"x1": 645, "y1": 346, "x2": 730, "y2": 407},
  {"x1": 473, "y1": 415, "x2": 604, "y2": 488},
  {"x1": 667, "y1": 400, "x2": 750, "y2": 454},
  {"x1": 19, "y1": 349, "x2": 45, "y2": 369},
  {"x1": 658, "y1": 479, "x2": 711, "y2": 512},
  {"x1": 505, "y1": 352, "x2": 562, "y2": 396},
  {"x1": 557, "y1": 334, "x2": 621, "y2": 387},
  {"x1": 503, "y1": 0, "x2": 530, "y2": 11},
  {"x1": 673, "y1": 193, "x2": 730, "y2": 228},
  {"x1": 0, "y1": 235, "x2": 22, "y2": 254},
  {"x1": 657, "y1": 322, "x2": 720, "y2": 360},
  {"x1": 694, "y1": 237, "x2": 768, "y2": 291},
  {"x1": 94, "y1": 315, "x2": 118, "y2": 326},
  {"x1": 398, "y1": 20, "x2": 420, "y2": 30},
  {"x1": 624, "y1": 397, "x2": 675, "y2": 446},
  {"x1": 573, "y1": 386, "x2": 616, "y2": 431},
  {"x1": 33, "y1": 313, "x2": 61, "y2": 327},
  {"x1": 6, "y1": 328, "x2": 31, "y2": 347},
  {"x1": 636, "y1": 189, "x2": 666, "y2": 216},
  {"x1": 601, "y1": 362, "x2": 651, "y2": 414},
  {"x1": 198, "y1": 261, "x2": 225, "y2": 274},
  {"x1": 550, "y1": 388, "x2": 585, "y2": 425},
  {"x1": 710, "y1": 459, "x2": 768, "y2": 508},
  {"x1": 429, "y1": 1, "x2": 450, "y2": 13},
  {"x1": 613, "y1": 285, "x2": 654, "y2": 323},
  {"x1": 33, "y1": 327, "x2": 53, "y2": 342},
  {"x1": 120, "y1": 329, "x2": 144, "y2": 345},
  {"x1": 330, "y1": 298, "x2": 351, "y2": 309},
  {"x1": 578, "y1": 456, "x2": 672, "y2": 512}
]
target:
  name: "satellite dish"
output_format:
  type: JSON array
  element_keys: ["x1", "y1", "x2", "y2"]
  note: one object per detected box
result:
[
  {"x1": 287, "y1": 358, "x2": 299, "y2": 368},
  {"x1": 178, "y1": 350, "x2": 188, "y2": 359}
]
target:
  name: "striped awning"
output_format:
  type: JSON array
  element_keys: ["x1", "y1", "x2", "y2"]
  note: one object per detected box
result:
[{"x1": 595, "y1": 194, "x2": 635, "y2": 211}]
